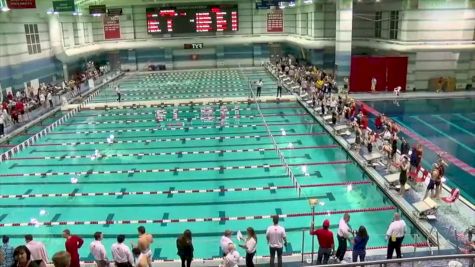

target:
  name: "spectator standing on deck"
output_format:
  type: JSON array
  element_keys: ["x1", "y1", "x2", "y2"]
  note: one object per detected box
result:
[
  {"x1": 256, "y1": 79, "x2": 263, "y2": 97},
  {"x1": 46, "y1": 91, "x2": 53, "y2": 108},
  {"x1": 277, "y1": 80, "x2": 283, "y2": 98},
  {"x1": 220, "y1": 230, "x2": 234, "y2": 256},
  {"x1": 90, "y1": 232, "x2": 108, "y2": 267},
  {"x1": 370, "y1": 77, "x2": 377, "y2": 93},
  {"x1": 351, "y1": 226, "x2": 369, "y2": 263},
  {"x1": 310, "y1": 219, "x2": 334, "y2": 265},
  {"x1": 386, "y1": 213, "x2": 406, "y2": 259},
  {"x1": 62, "y1": 229, "x2": 83, "y2": 267},
  {"x1": 176, "y1": 230, "x2": 194, "y2": 267},
  {"x1": 52, "y1": 251, "x2": 70, "y2": 267},
  {"x1": 0, "y1": 111, "x2": 5, "y2": 137},
  {"x1": 400, "y1": 137, "x2": 410, "y2": 156},
  {"x1": 111, "y1": 235, "x2": 134, "y2": 267},
  {"x1": 266, "y1": 215, "x2": 287, "y2": 267},
  {"x1": 115, "y1": 85, "x2": 121, "y2": 102},
  {"x1": 335, "y1": 213, "x2": 351, "y2": 262},
  {"x1": 24, "y1": 235, "x2": 48, "y2": 267},
  {"x1": 238, "y1": 227, "x2": 257, "y2": 267},
  {"x1": 1, "y1": 236, "x2": 14, "y2": 267},
  {"x1": 39, "y1": 92, "x2": 46, "y2": 108}
]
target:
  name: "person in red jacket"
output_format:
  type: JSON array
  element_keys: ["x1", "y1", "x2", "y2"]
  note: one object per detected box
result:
[
  {"x1": 62, "y1": 229, "x2": 83, "y2": 267},
  {"x1": 15, "y1": 101, "x2": 24, "y2": 122},
  {"x1": 360, "y1": 115, "x2": 369, "y2": 130}
]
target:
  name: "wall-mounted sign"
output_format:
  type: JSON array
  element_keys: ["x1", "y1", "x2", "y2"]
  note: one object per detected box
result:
[
  {"x1": 6, "y1": 0, "x2": 36, "y2": 9},
  {"x1": 107, "y1": 8, "x2": 123, "y2": 16},
  {"x1": 267, "y1": 9, "x2": 283, "y2": 32},
  {"x1": 184, "y1": 43, "x2": 204, "y2": 49},
  {"x1": 104, "y1": 15, "x2": 121, "y2": 39},
  {"x1": 89, "y1": 5, "x2": 106, "y2": 15},
  {"x1": 53, "y1": 0, "x2": 74, "y2": 12}
]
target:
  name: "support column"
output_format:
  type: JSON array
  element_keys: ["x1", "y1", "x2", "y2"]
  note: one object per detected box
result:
[
  {"x1": 48, "y1": 15, "x2": 62, "y2": 53},
  {"x1": 63, "y1": 64, "x2": 69, "y2": 82},
  {"x1": 334, "y1": 0, "x2": 353, "y2": 89}
]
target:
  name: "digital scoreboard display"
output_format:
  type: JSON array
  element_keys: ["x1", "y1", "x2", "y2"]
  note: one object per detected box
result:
[{"x1": 146, "y1": 5, "x2": 238, "y2": 34}]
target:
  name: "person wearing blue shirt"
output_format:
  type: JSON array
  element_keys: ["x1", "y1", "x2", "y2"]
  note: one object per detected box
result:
[
  {"x1": 1, "y1": 235, "x2": 15, "y2": 267},
  {"x1": 351, "y1": 226, "x2": 369, "y2": 263}
]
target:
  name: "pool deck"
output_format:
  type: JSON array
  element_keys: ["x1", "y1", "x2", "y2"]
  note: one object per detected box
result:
[{"x1": 266, "y1": 65, "x2": 474, "y2": 255}]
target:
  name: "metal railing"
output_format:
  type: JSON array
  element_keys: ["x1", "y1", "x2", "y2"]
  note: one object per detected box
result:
[{"x1": 311, "y1": 254, "x2": 474, "y2": 267}]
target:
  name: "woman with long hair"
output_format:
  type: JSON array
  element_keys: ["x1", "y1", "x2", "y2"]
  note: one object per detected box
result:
[
  {"x1": 12, "y1": 246, "x2": 39, "y2": 267},
  {"x1": 176, "y1": 230, "x2": 194, "y2": 267},
  {"x1": 238, "y1": 227, "x2": 257, "y2": 267},
  {"x1": 352, "y1": 226, "x2": 369, "y2": 263}
]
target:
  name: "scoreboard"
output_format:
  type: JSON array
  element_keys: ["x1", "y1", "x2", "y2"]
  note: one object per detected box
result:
[{"x1": 146, "y1": 5, "x2": 238, "y2": 34}]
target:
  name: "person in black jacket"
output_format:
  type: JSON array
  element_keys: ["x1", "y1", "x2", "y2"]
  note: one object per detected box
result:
[{"x1": 177, "y1": 230, "x2": 194, "y2": 267}]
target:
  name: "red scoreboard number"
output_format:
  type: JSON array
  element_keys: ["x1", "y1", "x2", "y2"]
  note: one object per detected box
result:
[{"x1": 146, "y1": 5, "x2": 238, "y2": 34}]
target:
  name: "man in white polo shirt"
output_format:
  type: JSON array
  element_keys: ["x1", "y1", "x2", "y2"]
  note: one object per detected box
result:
[
  {"x1": 386, "y1": 213, "x2": 406, "y2": 259},
  {"x1": 255, "y1": 79, "x2": 263, "y2": 97},
  {"x1": 266, "y1": 215, "x2": 287, "y2": 267},
  {"x1": 335, "y1": 213, "x2": 351, "y2": 261},
  {"x1": 90, "y1": 232, "x2": 109, "y2": 267}
]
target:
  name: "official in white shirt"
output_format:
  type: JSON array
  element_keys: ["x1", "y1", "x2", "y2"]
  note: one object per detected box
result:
[
  {"x1": 266, "y1": 215, "x2": 287, "y2": 267},
  {"x1": 90, "y1": 232, "x2": 109, "y2": 267},
  {"x1": 220, "y1": 230, "x2": 234, "y2": 256},
  {"x1": 255, "y1": 79, "x2": 263, "y2": 97},
  {"x1": 386, "y1": 213, "x2": 406, "y2": 259},
  {"x1": 111, "y1": 235, "x2": 134, "y2": 267},
  {"x1": 335, "y1": 213, "x2": 351, "y2": 261},
  {"x1": 115, "y1": 86, "x2": 121, "y2": 102},
  {"x1": 223, "y1": 244, "x2": 240, "y2": 267},
  {"x1": 25, "y1": 235, "x2": 48, "y2": 267}
]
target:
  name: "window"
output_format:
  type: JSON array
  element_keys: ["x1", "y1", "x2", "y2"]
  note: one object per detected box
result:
[
  {"x1": 84, "y1": 23, "x2": 90, "y2": 43},
  {"x1": 389, "y1": 10, "x2": 399, "y2": 40},
  {"x1": 72, "y1": 22, "x2": 79, "y2": 45},
  {"x1": 374, "y1": 11, "x2": 382, "y2": 38},
  {"x1": 24, "y1": 24, "x2": 41, "y2": 54}
]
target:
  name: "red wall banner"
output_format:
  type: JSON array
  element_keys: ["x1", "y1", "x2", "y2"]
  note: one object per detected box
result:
[
  {"x1": 349, "y1": 56, "x2": 408, "y2": 93},
  {"x1": 104, "y1": 16, "x2": 121, "y2": 40},
  {"x1": 6, "y1": 0, "x2": 36, "y2": 9},
  {"x1": 267, "y1": 10, "x2": 283, "y2": 32}
]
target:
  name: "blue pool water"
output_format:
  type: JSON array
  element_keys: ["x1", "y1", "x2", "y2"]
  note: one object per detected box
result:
[{"x1": 365, "y1": 97, "x2": 475, "y2": 203}]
